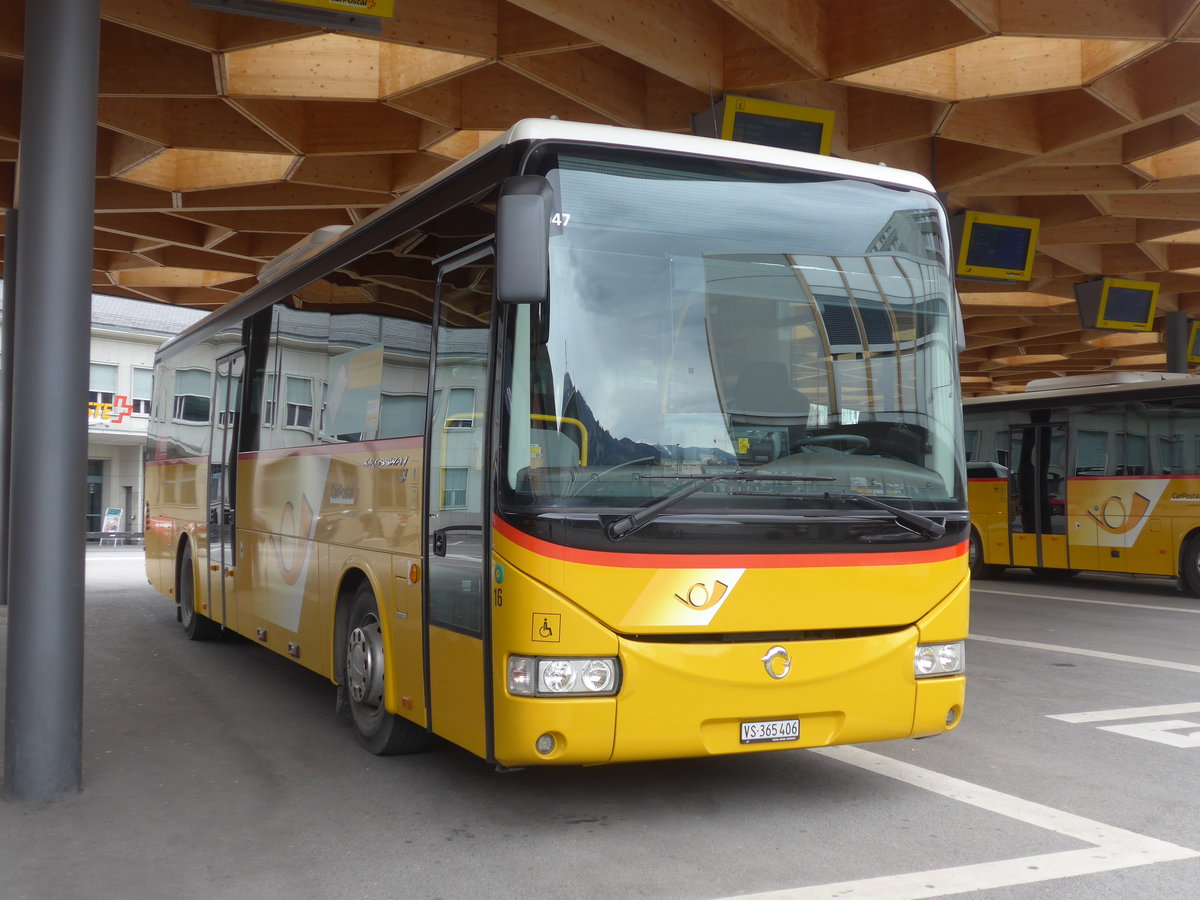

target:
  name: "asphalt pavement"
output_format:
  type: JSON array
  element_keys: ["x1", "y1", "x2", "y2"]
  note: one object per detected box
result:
[{"x1": 1, "y1": 549, "x2": 1199, "y2": 899}]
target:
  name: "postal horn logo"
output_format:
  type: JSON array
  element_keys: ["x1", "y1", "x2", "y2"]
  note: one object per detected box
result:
[{"x1": 1087, "y1": 491, "x2": 1151, "y2": 535}]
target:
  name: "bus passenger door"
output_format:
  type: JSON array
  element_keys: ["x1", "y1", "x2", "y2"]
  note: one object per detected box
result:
[
  {"x1": 424, "y1": 252, "x2": 493, "y2": 758},
  {"x1": 1008, "y1": 422, "x2": 1069, "y2": 571},
  {"x1": 206, "y1": 350, "x2": 244, "y2": 630}
]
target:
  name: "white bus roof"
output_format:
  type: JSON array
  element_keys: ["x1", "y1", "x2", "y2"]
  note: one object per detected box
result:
[{"x1": 496, "y1": 119, "x2": 937, "y2": 194}]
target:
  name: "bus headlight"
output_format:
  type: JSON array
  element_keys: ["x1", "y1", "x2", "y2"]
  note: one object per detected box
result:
[
  {"x1": 914, "y1": 641, "x2": 965, "y2": 678},
  {"x1": 508, "y1": 656, "x2": 621, "y2": 696}
]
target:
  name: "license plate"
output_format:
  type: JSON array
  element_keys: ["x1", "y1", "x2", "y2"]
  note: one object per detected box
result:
[{"x1": 740, "y1": 718, "x2": 800, "y2": 744}]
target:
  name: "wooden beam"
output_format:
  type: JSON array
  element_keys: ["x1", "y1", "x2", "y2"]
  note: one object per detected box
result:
[
  {"x1": 100, "y1": 0, "x2": 223, "y2": 52},
  {"x1": 301, "y1": 104, "x2": 426, "y2": 156},
  {"x1": 961, "y1": 164, "x2": 1146, "y2": 195},
  {"x1": 130, "y1": 245, "x2": 262, "y2": 274},
  {"x1": 498, "y1": 4, "x2": 597, "y2": 58},
  {"x1": 381, "y1": 0, "x2": 498, "y2": 57},
  {"x1": 99, "y1": 131, "x2": 164, "y2": 178},
  {"x1": 1040, "y1": 217, "x2": 1138, "y2": 244},
  {"x1": 997, "y1": 0, "x2": 1171, "y2": 39},
  {"x1": 826, "y1": 0, "x2": 986, "y2": 77},
  {"x1": 1036, "y1": 88, "x2": 1135, "y2": 154},
  {"x1": 505, "y1": 47, "x2": 647, "y2": 127},
  {"x1": 932, "y1": 140, "x2": 1033, "y2": 190},
  {"x1": 290, "y1": 155, "x2": 401, "y2": 193},
  {"x1": 713, "y1": 0, "x2": 827, "y2": 76},
  {"x1": 504, "y1": 0, "x2": 724, "y2": 93},
  {"x1": 94, "y1": 212, "x2": 213, "y2": 247},
  {"x1": 387, "y1": 79, "x2": 463, "y2": 128},
  {"x1": 178, "y1": 182, "x2": 391, "y2": 211},
  {"x1": 939, "y1": 96, "x2": 1042, "y2": 154},
  {"x1": 225, "y1": 99, "x2": 307, "y2": 154},
  {"x1": 99, "y1": 20, "x2": 217, "y2": 97},
  {"x1": 723, "y1": 18, "x2": 820, "y2": 90},
  {"x1": 177, "y1": 208, "x2": 355, "y2": 234},
  {"x1": 1089, "y1": 42, "x2": 1200, "y2": 121},
  {"x1": 846, "y1": 89, "x2": 948, "y2": 150},
  {"x1": 93, "y1": 178, "x2": 175, "y2": 213},
  {"x1": 1107, "y1": 193, "x2": 1200, "y2": 219},
  {"x1": 457, "y1": 65, "x2": 612, "y2": 129},
  {"x1": 99, "y1": 97, "x2": 292, "y2": 153}
]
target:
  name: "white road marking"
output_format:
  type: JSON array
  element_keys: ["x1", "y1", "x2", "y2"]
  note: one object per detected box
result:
[
  {"x1": 1050, "y1": 702, "x2": 1200, "y2": 724},
  {"x1": 722, "y1": 745, "x2": 1198, "y2": 900},
  {"x1": 969, "y1": 634, "x2": 1200, "y2": 674},
  {"x1": 1099, "y1": 720, "x2": 1200, "y2": 748},
  {"x1": 972, "y1": 586, "x2": 1200, "y2": 615},
  {"x1": 1049, "y1": 704, "x2": 1200, "y2": 749}
]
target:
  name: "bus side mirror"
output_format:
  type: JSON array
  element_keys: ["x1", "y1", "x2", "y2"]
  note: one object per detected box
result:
[{"x1": 496, "y1": 175, "x2": 553, "y2": 304}]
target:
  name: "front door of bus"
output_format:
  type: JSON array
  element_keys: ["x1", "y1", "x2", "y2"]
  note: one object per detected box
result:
[
  {"x1": 1007, "y1": 421, "x2": 1069, "y2": 570},
  {"x1": 425, "y1": 253, "x2": 493, "y2": 758},
  {"x1": 207, "y1": 350, "x2": 244, "y2": 630}
]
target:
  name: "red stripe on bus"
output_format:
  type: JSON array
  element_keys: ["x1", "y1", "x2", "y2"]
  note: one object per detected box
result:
[{"x1": 493, "y1": 516, "x2": 966, "y2": 569}]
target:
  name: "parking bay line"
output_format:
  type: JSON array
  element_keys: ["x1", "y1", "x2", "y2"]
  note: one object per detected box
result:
[
  {"x1": 972, "y1": 586, "x2": 1200, "y2": 615},
  {"x1": 969, "y1": 634, "x2": 1200, "y2": 675},
  {"x1": 722, "y1": 745, "x2": 1198, "y2": 900}
]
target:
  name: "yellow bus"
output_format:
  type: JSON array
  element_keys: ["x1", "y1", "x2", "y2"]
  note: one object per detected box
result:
[
  {"x1": 145, "y1": 119, "x2": 968, "y2": 765},
  {"x1": 965, "y1": 372, "x2": 1200, "y2": 593}
]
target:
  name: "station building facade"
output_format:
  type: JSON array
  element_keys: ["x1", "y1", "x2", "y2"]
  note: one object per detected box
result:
[{"x1": 2, "y1": 293, "x2": 205, "y2": 539}]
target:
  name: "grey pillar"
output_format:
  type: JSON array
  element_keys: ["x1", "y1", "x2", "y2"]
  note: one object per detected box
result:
[
  {"x1": 4, "y1": 0, "x2": 101, "y2": 802},
  {"x1": 1165, "y1": 310, "x2": 1189, "y2": 374},
  {"x1": 1, "y1": 209, "x2": 15, "y2": 608}
]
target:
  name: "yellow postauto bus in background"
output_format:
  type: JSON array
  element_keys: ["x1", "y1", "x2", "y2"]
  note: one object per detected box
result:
[
  {"x1": 965, "y1": 372, "x2": 1200, "y2": 594},
  {"x1": 145, "y1": 119, "x2": 969, "y2": 766}
]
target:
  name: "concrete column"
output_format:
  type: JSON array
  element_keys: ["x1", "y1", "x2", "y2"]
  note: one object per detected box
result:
[
  {"x1": 4, "y1": 0, "x2": 101, "y2": 802},
  {"x1": 1, "y1": 209, "x2": 16, "y2": 607},
  {"x1": 1165, "y1": 310, "x2": 1190, "y2": 374}
]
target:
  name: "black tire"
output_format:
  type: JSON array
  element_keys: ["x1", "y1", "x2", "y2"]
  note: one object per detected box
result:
[
  {"x1": 1181, "y1": 534, "x2": 1200, "y2": 597},
  {"x1": 179, "y1": 542, "x2": 221, "y2": 641},
  {"x1": 1032, "y1": 567, "x2": 1079, "y2": 580},
  {"x1": 343, "y1": 581, "x2": 431, "y2": 756},
  {"x1": 968, "y1": 529, "x2": 1002, "y2": 580}
]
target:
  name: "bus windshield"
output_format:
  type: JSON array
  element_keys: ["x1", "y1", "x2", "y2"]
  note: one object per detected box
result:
[{"x1": 503, "y1": 147, "x2": 965, "y2": 522}]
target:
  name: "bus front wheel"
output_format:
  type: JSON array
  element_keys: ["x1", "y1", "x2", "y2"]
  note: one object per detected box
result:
[
  {"x1": 179, "y1": 542, "x2": 220, "y2": 641},
  {"x1": 343, "y1": 582, "x2": 432, "y2": 756},
  {"x1": 1181, "y1": 535, "x2": 1200, "y2": 597}
]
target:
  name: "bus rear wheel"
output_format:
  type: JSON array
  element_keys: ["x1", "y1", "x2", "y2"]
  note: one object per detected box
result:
[
  {"x1": 179, "y1": 542, "x2": 220, "y2": 641},
  {"x1": 1181, "y1": 534, "x2": 1200, "y2": 597},
  {"x1": 343, "y1": 582, "x2": 431, "y2": 756}
]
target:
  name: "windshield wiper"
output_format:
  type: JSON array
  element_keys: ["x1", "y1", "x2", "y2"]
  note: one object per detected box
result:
[
  {"x1": 605, "y1": 470, "x2": 836, "y2": 540},
  {"x1": 824, "y1": 491, "x2": 945, "y2": 540}
]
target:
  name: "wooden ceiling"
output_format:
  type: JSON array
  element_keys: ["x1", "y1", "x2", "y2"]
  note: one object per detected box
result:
[{"x1": 5, "y1": 1, "x2": 1200, "y2": 394}]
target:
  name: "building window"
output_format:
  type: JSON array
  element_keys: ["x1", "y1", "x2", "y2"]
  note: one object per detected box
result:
[
  {"x1": 131, "y1": 368, "x2": 153, "y2": 416},
  {"x1": 441, "y1": 467, "x2": 468, "y2": 508},
  {"x1": 263, "y1": 373, "x2": 277, "y2": 427},
  {"x1": 89, "y1": 363, "x2": 117, "y2": 407},
  {"x1": 172, "y1": 368, "x2": 212, "y2": 423},
  {"x1": 445, "y1": 387, "x2": 475, "y2": 429},
  {"x1": 285, "y1": 376, "x2": 314, "y2": 429},
  {"x1": 379, "y1": 393, "x2": 425, "y2": 439}
]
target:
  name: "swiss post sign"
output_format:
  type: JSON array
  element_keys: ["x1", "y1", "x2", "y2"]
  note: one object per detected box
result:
[
  {"x1": 89, "y1": 395, "x2": 133, "y2": 424},
  {"x1": 266, "y1": 0, "x2": 395, "y2": 18}
]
